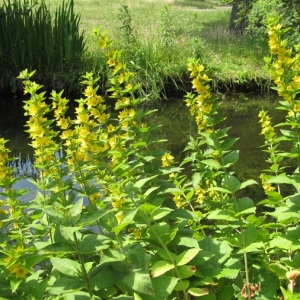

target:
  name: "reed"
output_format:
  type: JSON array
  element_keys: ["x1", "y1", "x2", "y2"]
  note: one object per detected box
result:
[{"x1": 0, "y1": 0, "x2": 86, "y2": 91}]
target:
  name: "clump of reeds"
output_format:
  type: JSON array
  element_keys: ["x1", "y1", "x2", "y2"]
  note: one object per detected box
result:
[{"x1": 0, "y1": 0, "x2": 86, "y2": 93}]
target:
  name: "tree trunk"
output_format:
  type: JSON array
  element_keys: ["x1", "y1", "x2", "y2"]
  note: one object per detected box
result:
[{"x1": 229, "y1": 0, "x2": 247, "y2": 35}]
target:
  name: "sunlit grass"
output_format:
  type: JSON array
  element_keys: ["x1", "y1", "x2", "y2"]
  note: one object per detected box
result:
[{"x1": 22, "y1": 0, "x2": 271, "y2": 94}]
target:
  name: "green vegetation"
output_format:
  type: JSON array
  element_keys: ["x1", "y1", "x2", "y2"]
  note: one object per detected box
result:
[
  {"x1": 0, "y1": 0, "x2": 271, "y2": 101},
  {"x1": 0, "y1": 0, "x2": 86, "y2": 94},
  {"x1": 1, "y1": 23, "x2": 300, "y2": 299}
]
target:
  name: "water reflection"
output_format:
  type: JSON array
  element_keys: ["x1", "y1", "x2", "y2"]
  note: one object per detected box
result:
[{"x1": 0, "y1": 93, "x2": 284, "y2": 201}]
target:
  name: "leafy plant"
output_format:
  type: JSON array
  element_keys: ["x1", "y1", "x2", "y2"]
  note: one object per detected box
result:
[{"x1": 1, "y1": 22, "x2": 300, "y2": 299}]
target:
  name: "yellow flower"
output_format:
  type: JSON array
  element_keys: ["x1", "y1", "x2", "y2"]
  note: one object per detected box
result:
[
  {"x1": 99, "y1": 35, "x2": 108, "y2": 49},
  {"x1": 133, "y1": 229, "x2": 142, "y2": 239},
  {"x1": 107, "y1": 124, "x2": 116, "y2": 132},
  {"x1": 126, "y1": 83, "x2": 133, "y2": 90},
  {"x1": 119, "y1": 110, "x2": 128, "y2": 120},
  {"x1": 87, "y1": 97, "x2": 99, "y2": 107},
  {"x1": 57, "y1": 118, "x2": 69, "y2": 129},
  {"x1": 116, "y1": 212, "x2": 125, "y2": 224},
  {"x1": 294, "y1": 102, "x2": 300, "y2": 112},
  {"x1": 76, "y1": 113, "x2": 89, "y2": 123},
  {"x1": 162, "y1": 152, "x2": 174, "y2": 167},
  {"x1": 8, "y1": 263, "x2": 29, "y2": 279},
  {"x1": 108, "y1": 58, "x2": 115, "y2": 67},
  {"x1": 84, "y1": 86, "x2": 94, "y2": 98}
]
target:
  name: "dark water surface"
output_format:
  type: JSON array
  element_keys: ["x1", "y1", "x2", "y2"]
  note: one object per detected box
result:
[{"x1": 0, "y1": 93, "x2": 284, "y2": 201}]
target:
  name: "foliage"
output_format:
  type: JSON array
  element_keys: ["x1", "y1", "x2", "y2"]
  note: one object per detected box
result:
[
  {"x1": 115, "y1": 4, "x2": 181, "y2": 105},
  {"x1": 246, "y1": 0, "x2": 300, "y2": 47},
  {"x1": 1, "y1": 23, "x2": 300, "y2": 299},
  {"x1": 0, "y1": 0, "x2": 86, "y2": 93}
]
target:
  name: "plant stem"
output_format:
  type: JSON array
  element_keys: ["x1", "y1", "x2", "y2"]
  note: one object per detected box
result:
[{"x1": 73, "y1": 232, "x2": 93, "y2": 297}]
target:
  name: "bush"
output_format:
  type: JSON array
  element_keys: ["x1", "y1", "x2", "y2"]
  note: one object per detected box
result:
[{"x1": 246, "y1": 0, "x2": 300, "y2": 47}]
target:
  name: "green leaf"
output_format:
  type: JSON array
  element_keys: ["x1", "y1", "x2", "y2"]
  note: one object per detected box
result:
[
  {"x1": 78, "y1": 209, "x2": 108, "y2": 226},
  {"x1": 156, "y1": 247, "x2": 177, "y2": 263},
  {"x1": 140, "y1": 203, "x2": 157, "y2": 215},
  {"x1": 10, "y1": 277, "x2": 22, "y2": 293},
  {"x1": 79, "y1": 234, "x2": 111, "y2": 254},
  {"x1": 233, "y1": 197, "x2": 256, "y2": 216},
  {"x1": 148, "y1": 223, "x2": 176, "y2": 246},
  {"x1": 134, "y1": 176, "x2": 158, "y2": 189},
  {"x1": 100, "y1": 248, "x2": 126, "y2": 265},
  {"x1": 111, "y1": 296, "x2": 134, "y2": 300},
  {"x1": 39, "y1": 242, "x2": 75, "y2": 254},
  {"x1": 237, "y1": 242, "x2": 264, "y2": 253},
  {"x1": 100, "y1": 211, "x2": 118, "y2": 231},
  {"x1": 201, "y1": 159, "x2": 221, "y2": 169},
  {"x1": 269, "y1": 263, "x2": 288, "y2": 279},
  {"x1": 176, "y1": 248, "x2": 201, "y2": 266},
  {"x1": 144, "y1": 187, "x2": 160, "y2": 198},
  {"x1": 173, "y1": 279, "x2": 189, "y2": 291},
  {"x1": 188, "y1": 287, "x2": 209, "y2": 296},
  {"x1": 68, "y1": 198, "x2": 83, "y2": 225},
  {"x1": 24, "y1": 254, "x2": 47, "y2": 268},
  {"x1": 60, "y1": 225, "x2": 81, "y2": 242},
  {"x1": 223, "y1": 150, "x2": 239, "y2": 167},
  {"x1": 216, "y1": 285, "x2": 234, "y2": 300},
  {"x1": 151, "y1": 260, "x2": 175, "y2": 277},
  {"x1": 221, "y1": 176, "x2": 241, "y2": 193},
  {"x1": 113, "y1": 207, "x2": 139, "y2": 233},
  {"x1": 143, "y1": 276, "x2": 178, "y2": 300},
  {"x1": 127, "y1": 244, "x2": 151, "y2": 271},
  {"x1": 64, "y1": 292, "x2": 101, "y2": 300},
  {"x1": 207, "y1": 209, "x2": 236, "y2": 221},
  {"x1": 50, "y1": 258, "x2": 81, "y2": 277},
  {"x1": 198, "y1": 237, "x2": 232, "y2": 266},
  {"x1": 220, "y1": 138, "x2": 239, "y2": 151},
  {"x1": 238, "y1": 226, "x2": 259, "y2": 249},
  {"x1": 151, "y1": 207, "x2": 173, "y2": 221},
  {"x1": 175, "y1": 236, "x2": 200, "y2": 249},
  {"x1": 240, "y1": 179, "x2": 257, "y2": 189},
  {"x1": 268, "y1": 235, "x2": 294, "y2": 250},
  {"x1": 215, "y1": 258, "x2": 243, "y2": 279},
  {"x1": 47, "y1": 277, "x2": 84, "y2": 295},
  {"x1": 178, "y1": 265, "x2": 197, "y2": 278},
  {"x1": 90, "y1": 264, "x2": 127, "y2": 290},
  {"x1": 123, "y1": 270, "x2": 154, "y2": 295},
  {"x1": 41, "y1": 207, "x2": 64, "y2": 224}
]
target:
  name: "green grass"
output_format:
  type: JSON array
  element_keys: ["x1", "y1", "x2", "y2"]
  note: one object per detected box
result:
[
  {"x1": 1, "y1": 0, "x2": 271, "y2": 99},
  {"x1": 60, "y1": 0, "x2": 269, "y2": 86}
]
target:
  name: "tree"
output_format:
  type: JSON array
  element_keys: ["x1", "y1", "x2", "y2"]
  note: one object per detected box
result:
[{"x1": 227, "y1": 0, "x2": 251, "y2": 35}]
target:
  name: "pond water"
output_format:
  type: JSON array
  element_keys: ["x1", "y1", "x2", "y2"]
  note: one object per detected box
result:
[{"x1": 0, "y1": 92, "x2": 285, "y2": 202}]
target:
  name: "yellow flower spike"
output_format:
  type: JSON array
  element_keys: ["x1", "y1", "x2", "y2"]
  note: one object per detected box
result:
[{"x1": 162, "y1": 152, "x2": 174, "y2": 167}]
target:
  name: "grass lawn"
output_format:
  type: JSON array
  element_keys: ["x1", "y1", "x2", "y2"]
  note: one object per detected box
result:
[{"x1": 2, "y1": 0, "x2": 270, "y2": 98}]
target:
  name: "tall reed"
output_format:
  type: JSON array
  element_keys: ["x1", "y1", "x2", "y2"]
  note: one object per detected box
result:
[{"x1": 0, "y1": 0, "x2": 86, "y2": 91}]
